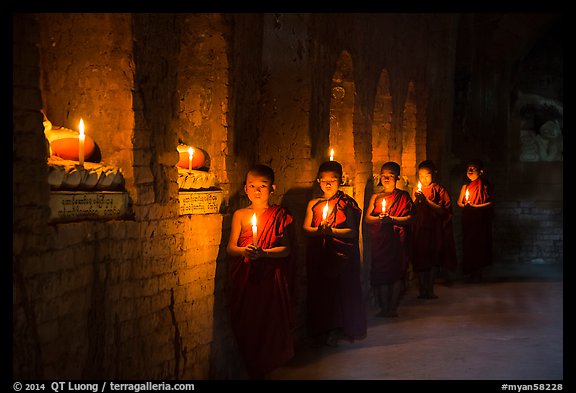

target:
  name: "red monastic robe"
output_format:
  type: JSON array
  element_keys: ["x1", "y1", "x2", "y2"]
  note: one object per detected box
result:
[
  {"x1": 412, "y1": 183, "x2": 458, "y2": 272},
  {"x1": 306, "y1": 190, "x2": 367, "y2": 340},
  {"x1": 369, "y1": 189, "x2": 414, "y2": 285},
  {"x1": 229, "y1": 205, "x2": 294, "y2": 379},
  {"x1": 461, "y1": 177, "x2": 494, "y2": 274}
]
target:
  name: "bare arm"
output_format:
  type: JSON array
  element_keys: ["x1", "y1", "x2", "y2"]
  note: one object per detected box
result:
[
  {"x1": 261, "y1": 231, "x2": 290, "y2": 258},
  {"x1": 471, "y1": 201, "x2": 493, "y2": 208},
  {"x1": 457, "y1": 184, "x2": 493, "y2": 208},
  {"x1": 226, "y1": 210, "x2": 250, "y2": 257},
  {"x1": 389, "y1": 213, "x2": 413, "y2": 226},
  {"x1": 227, "y1": 209, "x2": 290, "y2": 259},
  {"x1": 328, "y1": 205, "x2": 357, "y2": 238},
  {"x1": 415, "y1": 190, "x2": 444, "y2": 214},
  {"x1": 364, "y1": 194, "x2": 380, "y2": 225},
  {"x1": 302, "y1": 199, "x2": 321, "y2": 236},
  {"x1": 457, "y1": 185, "x2": 468, "y2": 207}
]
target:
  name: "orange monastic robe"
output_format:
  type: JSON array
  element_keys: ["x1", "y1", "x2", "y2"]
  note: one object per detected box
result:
[
  {"x1": 461, "y1": 177, "x2": 494, "y2": 274},
  {"x1": 412, "y1": 184, "x2": 458, "y2": 272},
  {"x1": 229, "y1": 205, "x2": 294, "y2": 379},
  {"x1": 369, "y1": 189, "x2": 414, "y2": 285},
  {"x1": 306, "y1": 191, "x2": 367, "y2": 341}
]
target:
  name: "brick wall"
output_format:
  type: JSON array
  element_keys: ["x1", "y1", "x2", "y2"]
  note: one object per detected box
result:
[{"x1": 13, "y1": 13, "x2": 224, "y2": 379}]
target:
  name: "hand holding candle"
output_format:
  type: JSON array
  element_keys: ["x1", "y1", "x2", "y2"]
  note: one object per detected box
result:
[
  {"x1": 322, "y1": 201, "x2": 329, "y2": 223},
  {"x1": 251, "y1": 213, "x2": 258, "y2": 246},
  {"x1": 416, "y1": 181, "x2": 425, "y2": 203},
  {"x1": 78, "y1": 118, "x2": 85, "y2": 167}
]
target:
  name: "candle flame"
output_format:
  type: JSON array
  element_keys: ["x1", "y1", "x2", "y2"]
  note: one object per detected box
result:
[
  {"x1": 322, "y1": 201, "x2": 329, "y2": 220},
  {"x1": 381, "y1": 197, "x2": 386, "y2": 214},
  {"x1": 417, "y1": 181, "x2": 422, "y2": 192},
  {"x1": 465, "y1": 189, "x2": 469, "y2": 202},
  {"x1": 329, "y1": 149, "x2": 334, "y2": 161},
  {"x1": 79, "y1": 118, "x2": 85, "y2": 138},
  {"x1": 251, "y1": 213, "x2": 258, "y2": 246}
]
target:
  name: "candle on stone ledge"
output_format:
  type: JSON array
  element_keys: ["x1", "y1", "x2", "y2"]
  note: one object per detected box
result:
[
  {"x1": 78, "y1": 118, "x2": 85, "y2": 167},
  {"x1": 188, "y1": 147, "x2": 194, "y2": 172},
  {"x1": 251, "y1": 213, "x2": 258, "y2": 246}
]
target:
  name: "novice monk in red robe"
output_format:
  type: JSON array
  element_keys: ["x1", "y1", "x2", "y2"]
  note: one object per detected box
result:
[
  {"x1": 365, "y1": 162, "x2": 414, "y2": 318},
  {"x1": 227, "y1": 164, "x2": 295, "y2": 379},
  {"x1": 303, "y1": 161, "x2": 367, "y2": 347},
  {"x1": 457, "y1": 159, "x2": 494, "y2": 283},
  {"x1": 411, "y1": 160, "x2": 458, "y2": 299}
]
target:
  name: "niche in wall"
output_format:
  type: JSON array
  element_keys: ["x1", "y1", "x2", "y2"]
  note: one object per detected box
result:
[
  {"x1": 400, "y1": 80, "x2": 418, "y2": 189},
  {"x1": 372, "y1": 68, "x2": 392, "y2": 187},
  {"x1": 511, "y1": 21, "x2": 563, "y2": 162},
  {"x1": 329, "y1": 50, "x2": 355, "y2": 193}
]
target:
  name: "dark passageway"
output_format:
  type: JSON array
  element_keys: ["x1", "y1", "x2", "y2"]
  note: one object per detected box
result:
[{"x1": 270, "y1": 264, "x2": 562, "y2": 380}]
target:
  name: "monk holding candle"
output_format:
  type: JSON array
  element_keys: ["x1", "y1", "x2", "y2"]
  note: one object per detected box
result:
[
  {"x1": 365, "y1": 162, "x2": 414, "y2": 318},
  {"x1": 303, "y1": 160, "x2": 366, "y2": 347},
  {"x1": 226, "y1": 164, "x2": 295, "y2": 379},
  {"x1": 457, "y1": 159, "x2": 494, "y2": 283},
  {"x1": 411, "y1": 160, "x2": 458, "y2": 299}
]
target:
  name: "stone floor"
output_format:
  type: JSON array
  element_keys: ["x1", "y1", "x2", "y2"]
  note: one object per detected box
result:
[{"x1": 268, "y1": 263, "x2": 564, "y2": 382}]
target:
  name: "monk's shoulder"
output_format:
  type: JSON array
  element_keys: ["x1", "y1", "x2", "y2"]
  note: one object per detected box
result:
[{"x1": 308, "y1": 197, "x2": 323, "y2": 207}]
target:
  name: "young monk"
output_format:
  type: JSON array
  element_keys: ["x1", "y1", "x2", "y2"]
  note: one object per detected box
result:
[
  {"x1": 411, "y1": 160, "x2": 458, "y2": 299},
  {"x1": 226, "y1": 164, "x2": 295, "y2": 379},
  {"x1": 457, "y1": 159, "x2": 494, "y2": 283},
  {"x1": 303, "y1": 160, "x2": 366, "y2": 347},
  {"x1": 365, "y1": 162, "x2": 413, "y2": 318}
]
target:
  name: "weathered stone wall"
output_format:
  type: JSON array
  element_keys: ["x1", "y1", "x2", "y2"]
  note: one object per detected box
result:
[{"x1": 14, "y1": 13, "x2": 223, "y2": 379}]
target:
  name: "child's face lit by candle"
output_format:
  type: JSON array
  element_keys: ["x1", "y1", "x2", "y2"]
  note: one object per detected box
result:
[
  {"x1": 466, "y1": 165, "x2": 481, "y2": 181},
  {"x1": 317, "y1": 170, "x2": 340, "y2": 198},
  {"x1": 245, "y1": 172, "x2": 274, "y2": 203},
  {"x1": 380, "y1": 169, "x2": 398, "y2": 191},
  {"x1": 418, "y1": 168, "x2": 433, "y2": 188}
]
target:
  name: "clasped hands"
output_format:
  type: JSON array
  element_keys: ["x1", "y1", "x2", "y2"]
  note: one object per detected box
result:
[
  {"x1": 414, "y1": 190, "x2": 427, "y2": 204},
  {"x1": 378, "y1": 212, "x2": 394, "y2": 224},
  {"x1": 317, "y1": 221, "x2": 333, "y2": 235},
  {"x1": 243, "y1": 244, "x2": 266, "y2": 259}
]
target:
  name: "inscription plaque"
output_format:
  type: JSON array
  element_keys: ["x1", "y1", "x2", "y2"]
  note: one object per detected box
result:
[
  {"x1": 179, "y1": 190, "x2": 223, "y2": 215},
  {"x1": 49, "y1": 191, "x2": 130, "y2": 222}
]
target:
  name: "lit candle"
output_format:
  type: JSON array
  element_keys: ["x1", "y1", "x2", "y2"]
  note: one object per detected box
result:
[
  {"x1": 251, "y1": 213, "x2": 258, "y2": 246},
  {"x1": 329, "y1": 148, "x2": 334, "y2": 161},
  {"x1": 417, "y1": 181, "x2": 422, "y2": 192},
  {"x1": 188, "y1": 147, "x2": 194, "y2": 171},
  {"x1": 381, "y1": 197, "x2": 387, "y2": 214},
  {"x1": 465, "y1": 189, "x2": 469, "y2": 204},
  {"x1": 78, "y1": 118, "x2": 85, "y2": 167},
  {"x1": 322, "y1": 201, "x2": 329, "y2": 222}
]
